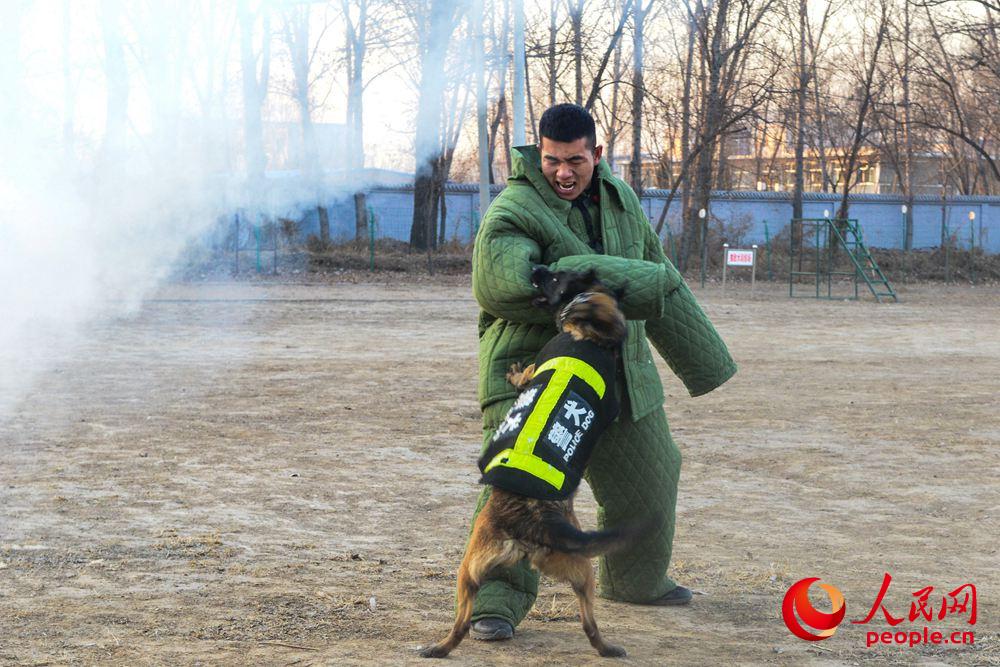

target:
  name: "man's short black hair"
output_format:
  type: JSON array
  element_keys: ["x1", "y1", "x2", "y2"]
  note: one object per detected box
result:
[{"x1": 539, "y1": 103, "x2": 597, "y2": 149}]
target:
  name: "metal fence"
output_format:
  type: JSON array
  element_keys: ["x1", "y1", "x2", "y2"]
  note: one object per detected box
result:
[{"x1": 206, "y1": 184, "x2": 1000, "y2": 281}]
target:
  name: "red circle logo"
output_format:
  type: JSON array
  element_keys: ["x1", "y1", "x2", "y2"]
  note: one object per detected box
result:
[{"x1": 782, "y1": 577, "x2": 847, "y2": 641}]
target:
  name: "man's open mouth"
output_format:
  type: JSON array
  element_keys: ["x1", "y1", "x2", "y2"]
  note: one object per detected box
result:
[{"x1": 557, "y1": 182, "x2": 576, "y2": 193}]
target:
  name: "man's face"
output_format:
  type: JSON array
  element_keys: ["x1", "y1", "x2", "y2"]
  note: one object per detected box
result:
[{"x1": 540, "y1": 136, "x2": 603, "y2": 201}]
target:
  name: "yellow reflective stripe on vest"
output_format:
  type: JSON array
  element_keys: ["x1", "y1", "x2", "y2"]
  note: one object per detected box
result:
[
  {"x1": 482, "y1": 448, "x2": 565, "y2": 490},
  {"x1": 483, "y1": 355, "x2": 604, "y2": 491},
  {"x1": 535, "y1": 356, "x2": 606, "y2": 398}
]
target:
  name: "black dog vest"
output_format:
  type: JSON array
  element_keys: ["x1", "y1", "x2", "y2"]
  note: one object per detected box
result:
[{"x1": 478, "y1": 333, "x2": 620, "y2": 500}]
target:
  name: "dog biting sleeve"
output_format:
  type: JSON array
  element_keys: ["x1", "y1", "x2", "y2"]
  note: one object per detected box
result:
[
  {"x1": 478, "y1": 333, "x2": 619, "y2": 500},
  {"x1": 550, "y1": 254, "x2": 678, "y2": 321}
]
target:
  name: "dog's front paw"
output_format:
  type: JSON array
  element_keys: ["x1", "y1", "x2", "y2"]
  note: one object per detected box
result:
[
  {"x1": 506, "y1": 363, "x2": 536, "y2": 390},
  {"x1": 598, "y1": 644, "x2": 627, "y2": 658},
  {"x1": 419, "y1": 644, "x2": 450, "y2": 658}
]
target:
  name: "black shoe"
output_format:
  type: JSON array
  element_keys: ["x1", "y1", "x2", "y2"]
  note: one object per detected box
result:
[
  {"x1": 470, "y1": 617, "x2": 514, "y2": 641},
  {"x1": 646, "y1": 585, "x2": 693, "y2": 606}
]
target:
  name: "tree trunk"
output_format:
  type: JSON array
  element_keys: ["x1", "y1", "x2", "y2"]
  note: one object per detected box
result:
[
  {"x1": 835, "y1": 12, "x2": 887, "y2": 221},
  {"x1": 487, "y1": 5, "x2": 510, "y2": 183},
  {"x1": 475, "y1": 0, "x2": 491, "y2": 219},
  {"x1": 238, "y1": 0, "x2": 269, "y2": 209},
  {"x1": 502, "y1": 99, "x2": 512, "y2": 175},
  {"x1": 354, "y1": 192, "x2": 368, "y2": 240},
  {"x1": 410, "y1": 0, "x2": 458, "y2": 251},
  {"x1": 792, "y1": 0, "x2": 807, "y2": 222},
  {"x1": 683, "y1": 0, "x2": 727, "y2": 273},
  {"x1": 439, "y1": 178, "x2": 448, "y2": 246},
  {"x1": 525, "y1": 48, "x2": 538, "y2": 144},
  {"x1": 548, "y1": 0, "x2": 557, "y2": 104},
  {"x1": 570, "y1": 0, "x2": 583, "y2": 105},
  {"x1": 488, "y1": 93, "x2": 507, "y2": 183},
  {"x1": 629, "y1": 1, "x2": 645, "y2": 193},
  {"x1": 676, "y1": 10, "x2": 695, "y2": 270},
  {"x1": 902, "y1": 0, "x2": 914, "y2": 250},
  {"x1": 810, "y1": 58, "x2": 830, "y2": 191},
  {"x1": 345, "y1": 0, "x2": 367, "y2": 171},
  {"x1": 344, "y1": 0, "x2": 368, "y2": 241},
  {"x1": 284, "y1": 5, "x2": 329, "y2": 245},
  {"x1": 606, "y1": 5, "x2": 624, "y2": 171},
  {"x1": 512, "y1": 0, "x2": 526, "y2": 144},
  {"x1": 100, "y1": 0, "x2": 128, "y2": 168},
  {"x1": 582, "y1": 0, "x2": 633, "y2": 112}
]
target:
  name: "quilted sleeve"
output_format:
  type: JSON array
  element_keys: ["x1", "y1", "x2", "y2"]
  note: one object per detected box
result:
[
  {"x1": 473, "y1": 215, "x2": 680, "y2": 325},
  {"x1": 550, "y1": 254, "x2": 679, "y2": 321},
  {"x1": 641, "y1": 223, "x2": 738, "y2": 397},
  {"x1": 472, "y1": 217, "x2": 553, "y2": 325}
]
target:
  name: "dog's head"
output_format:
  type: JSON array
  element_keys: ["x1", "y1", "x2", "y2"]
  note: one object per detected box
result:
[
  {"x1": 530, "y1": 266, "x2": 627, "y2": 347},
  {"x1": 530, "y1": 266, "x2": 602, "y2": 309}
]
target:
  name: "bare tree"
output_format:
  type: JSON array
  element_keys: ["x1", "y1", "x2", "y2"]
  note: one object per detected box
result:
[
  {"x1": 648, "y1": 6, "x2": 705, "y2": 236},
  {"x1": 237, "y1": 0, "x2": 271, "y2": 206},
  {"x1": 342, "y1": 0, "x2": 367, "y2": 172},
  {"x1": 185, "y1": 1, "x2": 239, "y2": 174},
  {"x1": 582, "y1": 0, "x2": 633, "y2": 112},
  {"x1": 629, "y1": 0, "x2": 651, "y2": 192},
  {"x1": 99, "y1": 0, "x2": 129, "y2": 168},
  {"x1": 679, "y1": 0, "x2": 777, "y2": 271},
  {"x1": 339, "y1": 0, "x2": 406, "y2": 237},
  {"x1": 791, "y1": 0, "x2": 807, "y2": 221},
  {"x1": 437, "y1": 61, "x2": 475, "y2": 244},
  {"x1": 487, "y1": 0, "x2": 512, "y2": 182},
  {"x1": 280, "y1": 3, "x2": 336, "y2": 245},
  {"x1": 802, "y1": 1, "x2": 839, "y2": 192},
  {"x1": 568, "y1": 0, "x2": 584, "y2": 104},
  {"x1": 832, "y1": 0, "x2": 889, "y2": 220},
  {"x1": 549, "y1": 0, "x2": 560, "y2": 104},
  {"x1": 596, "y1": 0, "x2": 627, "y2": 171},
  {"x1": 409, "y1": 0, "x2": 464, "y2": 251},
  {"x1": 910, "y1": 1, "x2": 1000, "y2": 186}
]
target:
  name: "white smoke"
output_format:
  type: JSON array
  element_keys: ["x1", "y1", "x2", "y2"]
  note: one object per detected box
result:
[
  {"x1": 0, "y1": 0, "x2": 467, "y2": 417},
  {"x1": 1, "y1": 2, "x2": 249, "y2": 416}
]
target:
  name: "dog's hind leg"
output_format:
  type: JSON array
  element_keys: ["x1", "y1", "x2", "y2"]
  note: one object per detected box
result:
[
  {"x1": 420, "y1": 509, "x2": 520, "y2": 658},
  {"x1": 541, "y1": 552, "x2": 626, "y2": 658},
  {"x1": 419, "y1": 555, "x2": 480, "y2": 658}
]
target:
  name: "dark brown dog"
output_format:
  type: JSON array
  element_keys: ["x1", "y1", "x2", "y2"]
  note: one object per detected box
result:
[{"x1": 420, "y1": 268, "x2": 646, "y2": 659}]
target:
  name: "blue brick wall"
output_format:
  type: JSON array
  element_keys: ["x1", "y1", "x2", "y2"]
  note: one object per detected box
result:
[{"x1": 293, "y1": 185, "x2": 1000, "y2": 253}]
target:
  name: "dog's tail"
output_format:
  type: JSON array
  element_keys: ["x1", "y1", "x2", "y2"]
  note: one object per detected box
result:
[{"x1": 542, "y1": 512, "x2": 661, "y2": 558}]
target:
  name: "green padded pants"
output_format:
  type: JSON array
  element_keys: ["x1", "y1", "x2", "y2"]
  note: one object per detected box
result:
[{"x1": 469, "y1": 394, "x2": 682, "y2": 626}]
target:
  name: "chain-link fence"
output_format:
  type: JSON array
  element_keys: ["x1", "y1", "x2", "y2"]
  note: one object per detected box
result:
[{"x1": 196, "y1": 185, "x2": 1000, "y2": 282}]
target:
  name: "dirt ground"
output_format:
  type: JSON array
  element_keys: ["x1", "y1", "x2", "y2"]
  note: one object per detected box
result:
[{"x1": 1, "y1": 278, "x2": 998, "y2": 666}]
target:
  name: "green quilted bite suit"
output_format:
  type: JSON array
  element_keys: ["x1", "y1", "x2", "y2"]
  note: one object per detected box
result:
[{"x1": 469, "y1": 144, "x2": 737, "y2": 626}]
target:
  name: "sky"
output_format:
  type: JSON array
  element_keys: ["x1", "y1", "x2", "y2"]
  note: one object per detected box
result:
[{"x1": 13, "y1": 0, "x2": 422, "y2": 172}]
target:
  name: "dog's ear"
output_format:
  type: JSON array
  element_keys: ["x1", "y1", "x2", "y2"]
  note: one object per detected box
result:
[{"x1": 530, "y1": 265, "x2": 552, "y2": 288}]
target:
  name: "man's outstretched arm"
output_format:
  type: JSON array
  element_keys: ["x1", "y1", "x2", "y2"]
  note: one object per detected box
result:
[{"x1": 473, "y1": 213, "x2": 678, "y2": 324}]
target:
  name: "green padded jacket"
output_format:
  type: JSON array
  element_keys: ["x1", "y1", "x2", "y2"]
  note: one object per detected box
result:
[{"x1": 472, "y1": 145, "x2": 737, "y2": 422}]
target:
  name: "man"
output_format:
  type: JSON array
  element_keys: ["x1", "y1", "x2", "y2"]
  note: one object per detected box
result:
[{"x1": 469, "y1": 103, "x2": 736, "y2": 640}]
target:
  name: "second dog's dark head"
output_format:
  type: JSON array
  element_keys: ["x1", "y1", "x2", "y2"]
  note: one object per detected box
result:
[{"x1": 530, "y1": 266, "x2": 626, "y2": 347}]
